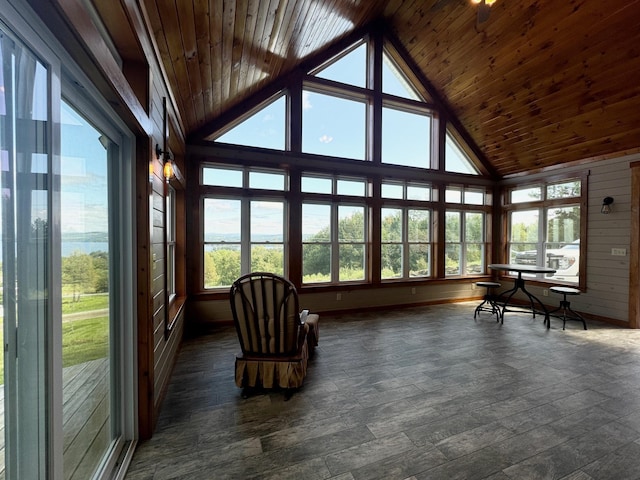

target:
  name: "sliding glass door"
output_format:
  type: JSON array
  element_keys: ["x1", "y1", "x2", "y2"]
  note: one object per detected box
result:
[
  {"x1": 0, "y1": 24, "x2": 50, "y2": 480},
  {"x1": 1, "y1": 7, "x2": 136, "y2": 479},
  {"x1": 60, "y1": 99, "x2": 123, "y2": 480}
]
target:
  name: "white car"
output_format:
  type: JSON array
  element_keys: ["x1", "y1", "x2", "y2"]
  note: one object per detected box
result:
[{"x1": 547, "y1": 241, "x2": 580, "y2": 282}]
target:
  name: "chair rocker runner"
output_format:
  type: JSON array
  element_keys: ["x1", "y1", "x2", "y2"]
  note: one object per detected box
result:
[{"x1": 230, "y1": 272, "x2": 320, "y2": 399}]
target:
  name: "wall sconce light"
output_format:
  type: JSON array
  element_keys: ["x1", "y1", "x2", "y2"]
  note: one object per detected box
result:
[
  {"x1": 601, "y1": 196, "x2": 614, "y2": 214},
  {"x1": 163, "y1": 159, "x2": 174, "y2": 182},
  {"x1": 155, "y1": 143, "x2": 174, "y2": 183}
]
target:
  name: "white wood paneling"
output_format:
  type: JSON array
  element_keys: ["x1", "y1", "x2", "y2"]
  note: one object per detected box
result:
[{"x1": 568, "y1": 154, "x2": 638, "y2": 322}]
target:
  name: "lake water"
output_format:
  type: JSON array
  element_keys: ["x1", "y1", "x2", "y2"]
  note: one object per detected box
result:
[{"x1": 62, "y1": 242, "x2": 109, "y2": 256}]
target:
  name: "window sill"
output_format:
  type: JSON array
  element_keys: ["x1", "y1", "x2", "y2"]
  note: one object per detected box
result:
[{"x1": 166, "y1": 295, "x2": 187, "y2": 337}]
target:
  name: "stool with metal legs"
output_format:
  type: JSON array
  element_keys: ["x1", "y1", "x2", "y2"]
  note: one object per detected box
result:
[
  {"x1": 474, "y1": 281, "x2": 502, "y2": 322},
  {"x1": 548, "y1": 286, "x2": 587, "y2": 330}
]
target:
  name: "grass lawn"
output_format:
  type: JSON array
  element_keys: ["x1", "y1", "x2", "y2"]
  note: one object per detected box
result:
[
  {"x1": 62, "y1": 293, "x2": 109, "y2": 314},
  {"x1": 62, "y1": 316, "x2": 109, "y2": 367},
  {"x1": 0, "y1": 311, "x2": 109, "y2": 384}
]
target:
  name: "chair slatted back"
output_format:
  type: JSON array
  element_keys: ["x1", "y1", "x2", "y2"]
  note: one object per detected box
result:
[{"x1": 230, "y1": 272, "x2": 301, "y2": 356}]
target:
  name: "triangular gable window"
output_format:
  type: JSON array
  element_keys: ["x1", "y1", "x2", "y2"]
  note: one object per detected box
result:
[
  {"x1": 382, "y1": 52, "x2": 420, "y2": 101},
  {"x1": 445, "y1": 130, "x2": 479, "y2": 175},
  {"x1": 214, "y1": 96, "x2": 286, "y2": 150},
  {"x1": 313, "y1": 43, "x2": 366, "y2": 88},
  {"x1": 208, "y1": 34, "x2": 484, "y2": 177}
]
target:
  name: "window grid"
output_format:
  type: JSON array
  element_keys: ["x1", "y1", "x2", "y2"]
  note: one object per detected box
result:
[
  {"x1": 302, "y1": 201, "x2": 368, "y2": 285},
  {"x1": 445, "y1": 210, "x2": 486, "y2": 276},
  {"x1": 166, "y1": 185, "x2": 176, "y2": 299},
  {"x1": 201, "y1": 165, "x2": 288, "y2": 289},
  {"x1": 198, "y1": 32, "x2": 502, "y2": 291},
  {"x1": 381, "y1": 207, "x2": 431, "y2": 280},
  {"x1": 505, "y1": 177, "x2": 584, "y2": 285}
]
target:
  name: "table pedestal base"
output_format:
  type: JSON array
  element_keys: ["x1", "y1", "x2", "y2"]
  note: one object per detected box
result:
[{"x1": 497, "y1": 275, "x2": 550, "y2": 329}]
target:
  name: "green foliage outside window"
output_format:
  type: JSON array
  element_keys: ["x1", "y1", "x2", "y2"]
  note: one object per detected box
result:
[
  {"x1": 445, "y1": 211, "x2": 485, "y2": 274},
  {"x1": 382, "y1": 209, "x2": 430, "y2": 278},
  {"x1": 62, "y1": 251, "x2": 110, "y2": 299},
  {"x1": 303, "y1": 209, "x2": 365, "y2": 283},
  {"x1": 203, "y1": 207, "x2": 483, "y2": 286},
  {"x1": 204, "y1": 249, "x2": 242, "y2": 288}
]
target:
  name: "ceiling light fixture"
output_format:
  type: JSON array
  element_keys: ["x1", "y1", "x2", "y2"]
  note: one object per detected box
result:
[{"x1": 473, "y1": 0, "x2": 498, "y2": 27}]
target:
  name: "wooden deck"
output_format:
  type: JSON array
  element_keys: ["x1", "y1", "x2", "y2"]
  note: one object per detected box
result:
[{"x1": 0, "y1": 357, "x2": 109, "y2": 480}]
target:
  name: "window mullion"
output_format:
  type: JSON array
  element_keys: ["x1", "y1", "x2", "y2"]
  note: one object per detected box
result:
[
  {"x1": 242, "y1": 199, "x2": 251, "y2": 273},
  {"x1": 331, "y1": 202, "x2": 338, "y2": 283},
  {"x1": 402, "y1": 209, "x2": 409, "y2": 278}
]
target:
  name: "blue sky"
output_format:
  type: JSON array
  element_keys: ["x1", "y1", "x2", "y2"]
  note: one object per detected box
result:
[
  {"x1": 215, "y1": 45, "x2": 476, "y2": 174},
  {"x1": 60, "y1": 100, "x2": 109, "y2": 235}
]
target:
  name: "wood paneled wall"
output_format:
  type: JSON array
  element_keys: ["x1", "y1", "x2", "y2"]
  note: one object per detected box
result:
[{"x1": 137, "y1": 12, "x2": 188, "y2": 440}]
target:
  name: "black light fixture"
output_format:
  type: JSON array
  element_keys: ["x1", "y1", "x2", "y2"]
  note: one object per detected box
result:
[{"x1": 601, "y1": 196, "x2": 614, "y2": 214}]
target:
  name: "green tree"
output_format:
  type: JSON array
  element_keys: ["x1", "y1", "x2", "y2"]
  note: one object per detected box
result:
[
  {"x1": 90, "y1": 251, "x2": 109, "y2": 292},
  {"x1": 338, "y1": 210, "x2": 365, "y2": 275},
  {"x1": 204, "y1": 250, "x2": 220, "y2": 287},
  {"x1": 210, "y1": 249, "x2": 241, "y2": 286},
  {"x1": 445, "y1": 212, "x2": 461, "y2": 272},
  {"x1": 303, "y1": 225, "x2": 331, "y2": 277},
  {"x1": 547, "y1": 181, "x2": 580, "y2": 199},
  {"x1": 381, "y1": 211, "x2": 402, "y2": 275},
  {"x1": 548, "y1": 206, "x2": 580, "y2": 243},
  {"x1": 465, "y1": 213, "x2": 484, "y2": 269},
  {"x1": 408, "y1": 210, "x2": 430, "y2": 276},
  {"x1": 302, "y1": 209, "x2": 366, "y2": 279},
  {"x1": 62, "y1": 251, "x2": 95, "y2": 301},
  {"x1": 251, "y1": 246, "x2": 284, "y2": 274}
]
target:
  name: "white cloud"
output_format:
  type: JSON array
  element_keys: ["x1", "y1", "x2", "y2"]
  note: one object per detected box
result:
[
  {"x1": 319, "y1": 134, "x2": 333, "y2": 144},
  {"x1": 302, "y1": 91, "x2": 312, "y2": 110}
]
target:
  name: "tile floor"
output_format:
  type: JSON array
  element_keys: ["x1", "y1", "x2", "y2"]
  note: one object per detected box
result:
[{"x1": 125, "y1": 302, "x2": 640, "y2": 480}]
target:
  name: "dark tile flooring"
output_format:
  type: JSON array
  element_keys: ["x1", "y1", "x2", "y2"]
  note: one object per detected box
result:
[{"x1": 125, "y1": 302, "x2": 640, "y2": 480}]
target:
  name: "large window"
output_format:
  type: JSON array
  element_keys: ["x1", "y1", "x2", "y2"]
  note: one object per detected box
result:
[
  {"x1": 506, "y1": 177, "x2": 584, "y2": 285},
  {"x1": 381, "y1": 106, "x2": 432, "y2": 168},
  {"x1": 200, "y1": 33, "x2": 493, "y2": 292},
  {"x1": 302, "y1": 89, "x2": 367, "y2": 160},
  {"x1": 445, "y1": 211, "x2": 486, "y2": 276},
  {"x1": 210, "y1": 36, "x2": 479, "y2": 176},
  {"x1": 301, "y1": 175, "x2": 368, "y2": 284},
  {"x1": 213, "y1": 95, "x2": 286, "y2": 150},
  {"x1": 444, "y1": 186, "x2": 489, "y2": 276},
  {"x1": 381, "y1": 181, "x2": 432, "y2": 280},
  {"x1": 202, "y1": 166, "x2": 286, "y2": 288}
]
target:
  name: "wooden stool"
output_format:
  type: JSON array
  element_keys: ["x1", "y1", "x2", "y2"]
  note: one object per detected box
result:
[
  {"x1": 474, "y1": 281, "x2": 502, "y2": 322},
  {"x1": 548, "y1": 286, "x2": 587, "y2": 330}
]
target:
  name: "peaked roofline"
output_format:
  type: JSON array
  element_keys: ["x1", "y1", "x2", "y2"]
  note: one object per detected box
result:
[{"x1": 187, "y1": 18, "x2": 499, "y2": 179}]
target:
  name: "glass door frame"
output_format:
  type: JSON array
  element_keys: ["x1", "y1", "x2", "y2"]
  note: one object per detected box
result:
[{"x1": 1, "y1": 1, "x2": 138, "y2": 478}]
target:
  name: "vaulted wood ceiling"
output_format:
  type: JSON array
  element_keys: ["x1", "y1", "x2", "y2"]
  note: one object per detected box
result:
[{"x1": 141, "y1": 0, "x2": 640, "y2": 178}]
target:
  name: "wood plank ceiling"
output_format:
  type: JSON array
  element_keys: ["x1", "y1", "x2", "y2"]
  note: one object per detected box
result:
[{"x1": 141, "y1": 0, "x2": 640, "y2": 178}]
